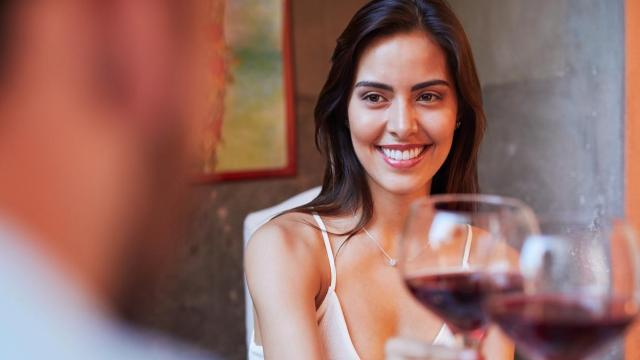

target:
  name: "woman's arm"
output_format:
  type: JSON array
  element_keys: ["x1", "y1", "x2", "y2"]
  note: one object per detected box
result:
[{"x1": 245, "y1": 221, "x2": 327, "y2": 360}]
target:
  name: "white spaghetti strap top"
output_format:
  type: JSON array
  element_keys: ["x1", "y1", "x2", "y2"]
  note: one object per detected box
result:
[
  {"x1": 311, "y1": 213, "x2": 361, "y2": 359},
  {"x1": 248, "y1": 216, "x2": 472, "y2": 359},
  {"x1": 313, "y1": 213, "x2": 337, "y2": 291},
  {"x1": 462, "y1": 224, "x2": 473, "y2": 269}
]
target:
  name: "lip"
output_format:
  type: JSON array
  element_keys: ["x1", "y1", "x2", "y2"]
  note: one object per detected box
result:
[
  {"x1": 377, "y1": 144, "x2": 426, "y2": 151},
  {"x1": 376, "y1": 144, "x2": 431, "y2": 169}
]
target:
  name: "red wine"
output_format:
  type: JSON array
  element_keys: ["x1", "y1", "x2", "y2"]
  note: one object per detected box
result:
[
  {"x1": 487, "y1": 295, "x2": 637, "y2": 360},
  {"x1": 405, "y1": 271, "x2": 523, "y2": 334}
]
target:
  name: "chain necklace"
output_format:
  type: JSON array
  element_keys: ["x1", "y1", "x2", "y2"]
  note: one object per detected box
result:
[{"x1": 361, "y1": 226, "x2": 398, "y2": 267}]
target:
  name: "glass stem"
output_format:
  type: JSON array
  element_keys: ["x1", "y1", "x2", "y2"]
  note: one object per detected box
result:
[
  {"x1": 461, "y1": 332, "x2": 485, "y2": 360},
  {"x1": 463, "y1": 334, "x2": 481, "y2": 348}
]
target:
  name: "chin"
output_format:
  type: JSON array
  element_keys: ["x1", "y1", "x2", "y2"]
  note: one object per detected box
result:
[{"x1": 374, "y1": 176, "x2": 431, "y2": 196}]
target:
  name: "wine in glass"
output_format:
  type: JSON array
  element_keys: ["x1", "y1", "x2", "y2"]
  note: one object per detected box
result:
[
  {"x1": 400, "y1": 194, "x2": 539, "y2": 355},
  {"x1": 485, "y1": 217, "x2": 640, "y2": 360}
]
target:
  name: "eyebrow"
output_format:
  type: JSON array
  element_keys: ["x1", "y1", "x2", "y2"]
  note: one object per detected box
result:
[
  {"x1": 411, "y1": 79, "x2": 450, "y2": 91},
  {"x1": 354, "y1": 79, "x2": 451, "y2": 92},
  {"x1": 354, "y1": 81, "x2": 393, "y2": 91}
]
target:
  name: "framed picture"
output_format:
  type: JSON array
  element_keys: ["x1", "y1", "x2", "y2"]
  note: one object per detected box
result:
[{"x1": 197, "y1": 0, "x2": 296, "y2": 182}]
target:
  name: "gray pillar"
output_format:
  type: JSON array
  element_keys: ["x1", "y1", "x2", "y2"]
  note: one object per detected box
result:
[{"x1": 449, "y1": 0, "x2": 625, "y2": 358}]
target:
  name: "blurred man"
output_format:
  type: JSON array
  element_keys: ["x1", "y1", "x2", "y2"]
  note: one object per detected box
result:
[{"x1": 0, "y1": 1, "x2": 218, "y2": 358}]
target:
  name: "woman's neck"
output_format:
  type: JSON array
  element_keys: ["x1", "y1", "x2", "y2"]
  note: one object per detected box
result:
[{"x1": 365, "y1": 178, "x2": 431, "y2": 250}]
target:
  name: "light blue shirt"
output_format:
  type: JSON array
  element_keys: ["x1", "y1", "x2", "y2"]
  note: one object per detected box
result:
[{"x1": 0, "y1": 218, "x2": 217, "y2": 360}]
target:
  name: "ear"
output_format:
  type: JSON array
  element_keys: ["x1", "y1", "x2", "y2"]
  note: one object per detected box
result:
[{"x1": 455, "y1": 109, "x2": 463, "y2": 130}]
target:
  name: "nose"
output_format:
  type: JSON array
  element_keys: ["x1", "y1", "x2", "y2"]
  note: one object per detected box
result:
[{"x1": 387, "y1": 99, "x2": 418, "y2": 139}]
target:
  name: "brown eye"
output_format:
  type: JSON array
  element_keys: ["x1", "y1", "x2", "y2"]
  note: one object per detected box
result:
[
  {"x1": 363, "y1": 94, "x2": 384, "y2": 103},
  {"x1": 418, "y1": 93, "x2": 440, "y2": 102}
]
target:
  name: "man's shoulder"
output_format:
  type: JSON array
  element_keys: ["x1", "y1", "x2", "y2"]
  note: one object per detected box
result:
[{"x1": 0, "y1": 224, "x2": 220, "y2": 360}]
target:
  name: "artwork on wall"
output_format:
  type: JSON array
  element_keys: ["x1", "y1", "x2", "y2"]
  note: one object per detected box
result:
[{"x1": 197, "y1": 0, "x2": 296, "y2": 182}]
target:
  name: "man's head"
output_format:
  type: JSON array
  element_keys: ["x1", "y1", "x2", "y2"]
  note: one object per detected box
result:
[{"x1": 0, "y1": 0, "x2": 211, "y2": 316}]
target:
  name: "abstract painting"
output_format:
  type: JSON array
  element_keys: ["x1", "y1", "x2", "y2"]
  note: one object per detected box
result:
[{"x1": 197, "y1": 0, "x2": 295, "y2": 182}]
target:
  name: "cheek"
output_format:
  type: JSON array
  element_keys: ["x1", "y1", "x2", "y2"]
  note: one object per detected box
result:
[
  {"x1": 417, "y1": 112, "x2": 457, "y2": 166},
  {"x1": 418, "y1": 109, "x2": 457, "y2": 144},
  {"x1": 348, "y1": 100, "x2": 385, "y2": 146}
]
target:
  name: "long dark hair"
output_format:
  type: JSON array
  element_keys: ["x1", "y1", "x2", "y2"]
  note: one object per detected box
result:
[{"x1": 290, "y1": 0, "x2": 485, "y2": 235}]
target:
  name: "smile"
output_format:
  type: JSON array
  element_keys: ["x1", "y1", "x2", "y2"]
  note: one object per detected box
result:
[{"x1": 375, "y1": 144, "x2": 431, "y2": 169}]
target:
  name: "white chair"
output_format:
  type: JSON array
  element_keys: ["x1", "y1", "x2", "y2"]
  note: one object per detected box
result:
[{"x1": 242, "y1": 186, "x2": 322, "y2": 348}]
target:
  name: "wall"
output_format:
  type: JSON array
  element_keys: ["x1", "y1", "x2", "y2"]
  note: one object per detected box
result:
[
  {"x1": 449, "y1": 0, "x2": 625, "y2": 358},
  {"x1": 139, "y1": 1, "x2": 366, "y2": 359},
  {"x1": 449, "y1": 0, "x2": 625, "y2": 219}
]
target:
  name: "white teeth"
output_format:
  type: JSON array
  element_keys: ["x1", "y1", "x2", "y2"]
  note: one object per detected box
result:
[{"x1": 380, "y1": 146, "x2": 426, "y2": 161}]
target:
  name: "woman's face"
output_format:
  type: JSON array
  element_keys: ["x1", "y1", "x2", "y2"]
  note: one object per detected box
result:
[{"x1": 348, "y1": 30, "x2": 458, "y2": 196}]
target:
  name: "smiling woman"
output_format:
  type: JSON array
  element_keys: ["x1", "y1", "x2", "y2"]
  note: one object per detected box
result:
[
  {"x1": 244, "y1": 1, "x2": 510, "y2": 359},
  {"x1": 348, "y1": 31, "x2": 458, "y2": 195},
  {"x1": 282, "y1": 0, "x2": 485, "y2": 259}
]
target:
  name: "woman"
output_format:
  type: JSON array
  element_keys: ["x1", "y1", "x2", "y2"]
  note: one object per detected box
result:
[{"x1": 245, "y1": 0, "x2": 512, "y2": 358}]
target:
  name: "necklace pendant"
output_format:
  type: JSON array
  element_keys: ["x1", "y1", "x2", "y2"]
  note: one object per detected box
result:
[{"x1": 388, "y1": 259, "x2": 398, "y2": 267}]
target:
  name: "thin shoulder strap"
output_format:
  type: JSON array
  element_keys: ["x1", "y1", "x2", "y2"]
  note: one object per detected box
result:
[
  {"x1": 433, "y1": 323, "x2": 449, "y2": 344},
  {"x1": 312, "y1": 212, "x2": 337, "y2": 290},
  {"x1": 462, "y1": 224, "x2": 473, "y2": 268}
]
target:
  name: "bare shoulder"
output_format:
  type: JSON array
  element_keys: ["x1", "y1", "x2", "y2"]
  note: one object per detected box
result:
[
  {"x1": 244, "y1": 212, "x2": 326, "y2": 292},
  {"x1": 246, "y1": 212, "x2": 329, "y2": 358},
  {"x1": 246, "y1": 212, "x2": 324, "y2": 262}
]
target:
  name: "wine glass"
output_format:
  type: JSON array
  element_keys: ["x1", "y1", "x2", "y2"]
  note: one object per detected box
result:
[
  {"x1": 485, "y1": 216, "x2": 640, "y2": 360},
  {"x1": 399, "y1": 194, "x2": 539, "y2": 356}
]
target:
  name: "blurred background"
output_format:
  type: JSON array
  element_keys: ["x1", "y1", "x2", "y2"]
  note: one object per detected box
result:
[{"x1": 133, "y1": 0, "x2": 630, "y2": 359}]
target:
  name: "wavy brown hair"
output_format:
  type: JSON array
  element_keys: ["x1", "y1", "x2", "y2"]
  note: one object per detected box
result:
[{"x1": 289, "y1": 0, "x2": 485, "y2": 235}]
